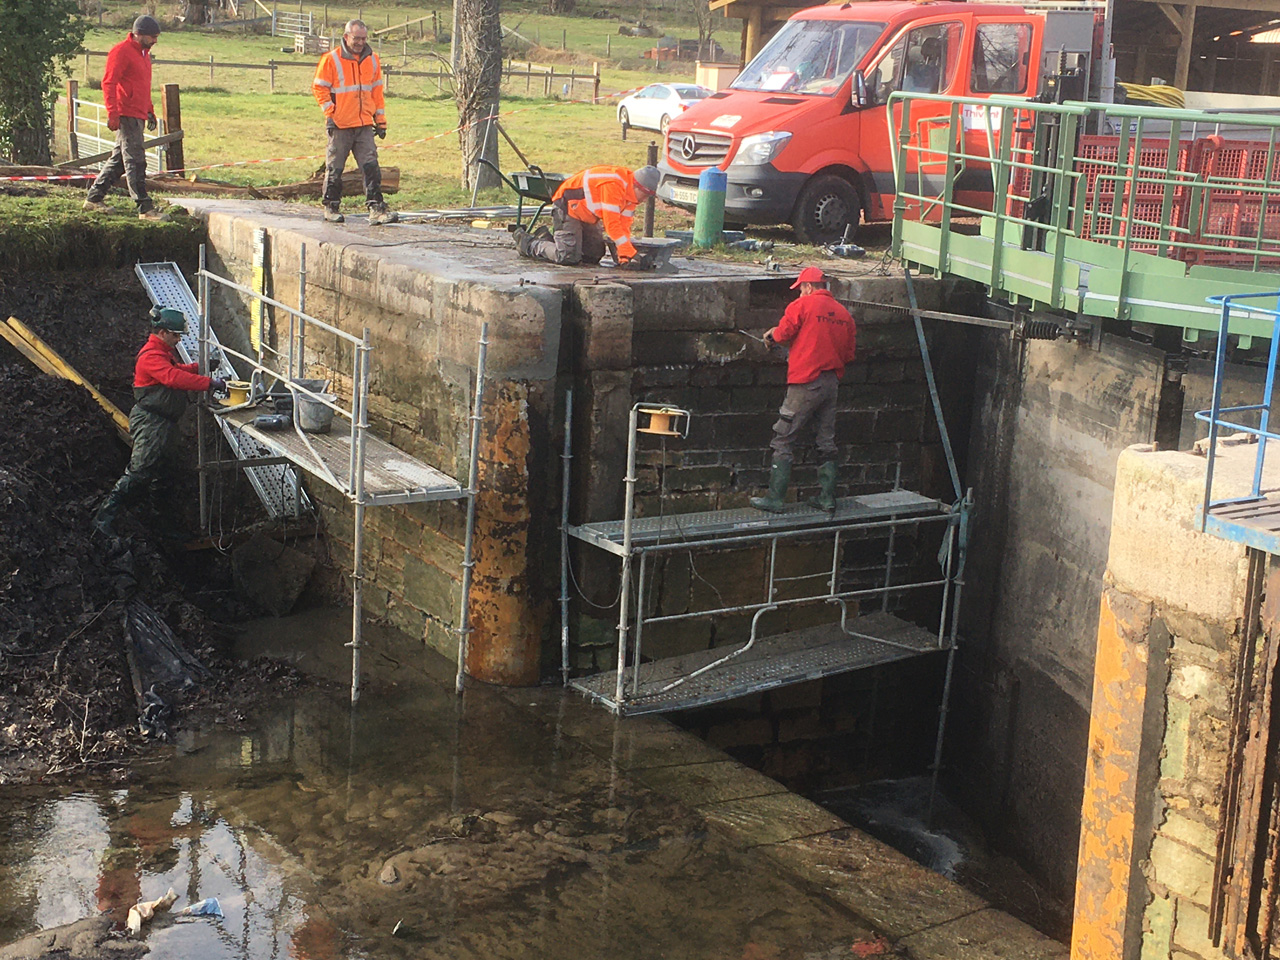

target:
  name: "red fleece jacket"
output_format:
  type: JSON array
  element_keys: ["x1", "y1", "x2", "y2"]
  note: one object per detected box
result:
[
  {"x1": 134, "y1": 334, "x2": 211, "y2": 391},
  {"x1": 102, "y1": 34, "x2": 154, "y2": 121},
  {"x1": 770, "y1": 289, "x2": 857, "y2": 385}
]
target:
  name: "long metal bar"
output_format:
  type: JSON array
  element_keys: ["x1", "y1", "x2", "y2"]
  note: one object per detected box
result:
[
  {"x1": 572, "y1": 509, "x2": 951, "y2": 557},
  {"x1": 927, "y1": 491, "x2": 969, "y2": 824},
  {"x1": 294, "y1": 244, "x2": 306, "y2": 380},
  {"x1": 631, "y1": 551, "x2": 649, "y2": 698},
  {"x1": 639, "y1": 577, "x2": 951, "y2": 626},
  {"x1": 349, "y1": 333, "x2": 371, "y2": 704},
  {"x1": 1199, "y1": 298, "x2": 1233, "y2": 530},
  {"x1": 200, "y1": 270, "x2": 363, "y2": 345},
  {"x1": 1251, "y1": 300, "x2": 1280, "y2": 499},
  {"x1": 614, "y1": 405, "x2": 642, "y2": 705},
  {"x1": 455, "y1": 323, "x2": 489, "y2": 695},
  {"x1": 905, "y1": 267, "x2": 963, "y2": 502},
  {"x1": 655, "y1": 604, "x2": 779, "y2": 695},
  {"x1": 560, "y1": 387, "x2": 574, "y2": 684},
  {"x1": 197, "y1": 244, "x2": 210, "y2": 532}
]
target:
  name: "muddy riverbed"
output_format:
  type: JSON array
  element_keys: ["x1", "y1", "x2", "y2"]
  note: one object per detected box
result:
[{"x1": 0, "y1": 613, "x2": 889, "y2": 960}]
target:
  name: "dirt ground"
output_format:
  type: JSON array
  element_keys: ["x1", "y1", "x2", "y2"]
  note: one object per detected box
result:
[{"x1": 0, "y1": 268, "x2": 320, "y2": 785}]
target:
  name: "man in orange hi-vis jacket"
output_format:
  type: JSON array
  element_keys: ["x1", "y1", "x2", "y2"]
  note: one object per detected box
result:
[
  {"x1": 312, "y1": 19, "x2": 396, "y2": 224},
  {"x1": 515, "y1": 165, "x2": 660, "y2": 266}
]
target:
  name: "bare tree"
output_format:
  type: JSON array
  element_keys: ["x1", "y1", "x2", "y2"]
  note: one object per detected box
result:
[
  {"x1": 547, "y1": 0, "x2": 575, "y2": 12},
  {"x1": 692, "y1": 0, "x2": 715, "y2": 60},
  {"x1": 454, "y1": 0, "x2": 503, "y2": 190}
]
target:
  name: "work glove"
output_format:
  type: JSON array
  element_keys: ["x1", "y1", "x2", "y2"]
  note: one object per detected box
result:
[
  {"x1": 375, "y1": 125, "x2": 387, "y2": 140},
  {"x1": 210, "y1": 377, "x2": 228, "y2": 395},
  {"x1": 147, "y1": 112, "x2": 157, "y2": 132},
  {"x1": 107, "y1": 114, "x2": 120, "y2": 132}
]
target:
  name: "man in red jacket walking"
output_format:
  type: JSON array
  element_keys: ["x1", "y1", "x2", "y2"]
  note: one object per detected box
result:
[
  {"x1": 84, "y1": 16, "x2": 165, "y2": 221},
  {"x1": 750, "y1": 267, "x2": 857, "y2": 514},
  {"x1": 93, "y1": 308, "x2": 225, "y2": 537}
]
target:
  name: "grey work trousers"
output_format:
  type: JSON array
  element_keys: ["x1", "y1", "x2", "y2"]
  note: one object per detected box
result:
[
  {"x1": 86, "y1": 116, "x2": 152, "y2": 211},
  {"x1": 323, "y1": 124, "x2": 384, "y2": 207},
  {"x1": 527, "y1": 202, "x2": 605, "y2": 265},
  {"x1": 769, "y1": 370, "x2": 840, "y2": 462}
]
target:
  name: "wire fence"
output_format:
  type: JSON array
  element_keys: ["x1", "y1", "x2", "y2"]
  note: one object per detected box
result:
[{"x1": 76, "y1": 49, "x2": 603, "y2": 101}]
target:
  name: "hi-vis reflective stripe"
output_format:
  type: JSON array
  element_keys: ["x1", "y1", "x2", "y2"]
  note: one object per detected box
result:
[
  {"x1": 331, "y1": 83, "x2": 380, "y2": 93},
  {"x1": 609, "y1": 232, "x2": 629, "y2": 243},
  {"x1": 314, "y1": 78, "x2": 333, "y2": 88}
]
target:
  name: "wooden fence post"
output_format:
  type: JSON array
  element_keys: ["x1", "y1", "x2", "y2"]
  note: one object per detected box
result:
[
  {"x1": 84, "y1": 51, "x2": 90, "y2": 81},
  {"x1": 606, "y1": 35, "x2": 611, "y2": 58},
  {"x1": 163, "y1": 83, "x2": 183, "y2": 172},
  {"x1": 66, "y1": 80, "x2": 79, "y2": 161},
  {"x1": 209, "y1": 54, "x2": 215, "y2": 82},
  {"x1": 593, "y1": 61, "x2": 600, "y2": 102},
  {"x1": 269, "y1": 60, "x2": 276, "y2": 92}
]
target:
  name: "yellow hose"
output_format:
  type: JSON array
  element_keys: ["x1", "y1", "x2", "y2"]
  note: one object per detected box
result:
[{"x1": 1118, "y1": 82, "x2": 1185, "y2": 108}]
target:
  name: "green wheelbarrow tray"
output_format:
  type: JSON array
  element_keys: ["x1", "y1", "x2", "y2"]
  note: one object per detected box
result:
[{"x1": 475, "y1": 158, "x2": 567, "y2": 228}]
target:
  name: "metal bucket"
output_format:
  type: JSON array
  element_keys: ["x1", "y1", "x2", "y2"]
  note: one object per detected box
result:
[{"x1": 296, "y1": 392, "x2": 337, "y2": 433}]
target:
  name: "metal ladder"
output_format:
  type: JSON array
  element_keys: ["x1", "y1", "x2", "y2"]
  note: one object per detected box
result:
[{"x1": 135, "y1": 261, "x2": 310, "y2": 519}]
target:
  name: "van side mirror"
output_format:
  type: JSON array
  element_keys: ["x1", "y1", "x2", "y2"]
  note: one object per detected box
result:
[{"x1": 853, "y1": 69, "x2": 870, "y2": 107}]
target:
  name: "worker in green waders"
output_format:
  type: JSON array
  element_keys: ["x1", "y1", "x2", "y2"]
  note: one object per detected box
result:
[
  {"x1": 750, "y1": 267, "x2": 857, "y2": 514},
  {"x1": 93, "y1": 308, "x2": 225, "y2": 537}
]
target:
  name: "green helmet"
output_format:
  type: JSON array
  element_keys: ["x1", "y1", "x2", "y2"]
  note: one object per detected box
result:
[{"x1": 150, "y1": 307, "x2": 186, "y2": 332}]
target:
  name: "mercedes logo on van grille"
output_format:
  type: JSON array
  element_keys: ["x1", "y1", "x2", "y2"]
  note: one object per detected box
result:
[{"x1": 680, "y1": 135, "x2": 697, "y2": 161}]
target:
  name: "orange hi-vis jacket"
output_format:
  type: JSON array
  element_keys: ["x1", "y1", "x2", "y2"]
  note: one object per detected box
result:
[
  {"x1": 312, "y1": 43, "x2": 386, "y2": 129},
  {"x1": 553, "y1": 166, "x2": 644, "y2": 262}
]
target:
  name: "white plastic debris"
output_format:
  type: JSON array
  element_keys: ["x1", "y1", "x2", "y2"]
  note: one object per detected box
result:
[{"x1": 126, "y1": 888, "x2": 178, "y2": 937}]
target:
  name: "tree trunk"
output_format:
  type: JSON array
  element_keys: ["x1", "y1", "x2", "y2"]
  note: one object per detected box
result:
[
  {"x1": 547, "y1": 0, "x2": 575, "y2": 13},
  {"x1": 454, "y1": 0, "x2": 502, "y2": 191},
  {"x1": 10, "y1": 123, "x2": 51, "y2": 166}
]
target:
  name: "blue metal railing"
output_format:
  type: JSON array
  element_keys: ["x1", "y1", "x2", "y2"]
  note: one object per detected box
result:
[{"x1": 1196, "y1": 291, "x2": 1280, "y2": 530}]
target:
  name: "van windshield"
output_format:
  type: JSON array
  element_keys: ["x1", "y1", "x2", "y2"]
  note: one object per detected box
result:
[{"x1": 732, "y1": 19, "x2": 886, "y2": 96}]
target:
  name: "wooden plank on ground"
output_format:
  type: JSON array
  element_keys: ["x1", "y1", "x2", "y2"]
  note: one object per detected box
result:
[{"x1": 3, "y1": 317, "x2": 131, "y2": 442}]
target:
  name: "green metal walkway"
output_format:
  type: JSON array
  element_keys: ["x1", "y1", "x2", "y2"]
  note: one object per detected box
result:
[{"x1": 890, "y1": 94, "x2": 1280, "y2": 342}]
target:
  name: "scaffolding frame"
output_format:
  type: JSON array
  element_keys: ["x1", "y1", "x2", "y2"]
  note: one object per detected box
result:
[{"x1": 187, "y1": 245, "x2": 488, "y2": 702}]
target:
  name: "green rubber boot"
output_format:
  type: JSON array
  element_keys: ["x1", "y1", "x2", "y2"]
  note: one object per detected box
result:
[
  {"x1": 750, "y1": 458, "x2": 792, "y2": 513},
  {"x1": 92, "y1": 488, "x2": 124, "y2": 537},
  {"x1": 808, "y1": 461, "x2": 838, "y2": 513}
]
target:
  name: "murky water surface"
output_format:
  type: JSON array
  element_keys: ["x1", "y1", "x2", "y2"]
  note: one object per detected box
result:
[{"x1": 0, "y1": 611, "x2": 875, "y2": 959}]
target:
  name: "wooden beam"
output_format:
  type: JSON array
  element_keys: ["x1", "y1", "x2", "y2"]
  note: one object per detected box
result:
[
  {"x1": 1175, "y1": 2, "x2": 1197, "y2": 90},
  {"x1": 56, "y1": 130, "x2": 184, "y2": 169},
  {"x1": 1156, "y1": 3, "x2": 1183, "y2": 28},
  {"x1": 1129, "y1": 0, "x2": 1280, "y2": 13},
  {"x1": 162, "y1": 84, "x2": 183, "y2": 173}
]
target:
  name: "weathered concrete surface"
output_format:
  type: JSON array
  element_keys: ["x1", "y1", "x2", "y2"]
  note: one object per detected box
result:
[
  {"x1": 957, "y1": 333, "x2": 1167, "y2": 900},
  {"x1": 1071, "y1": 443, "x2": 1259, "y2": 960}
]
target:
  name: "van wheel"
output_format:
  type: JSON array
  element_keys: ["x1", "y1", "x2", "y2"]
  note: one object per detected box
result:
[{"x1": 792, "y1": 175, "x2": 860, "y2": 245}]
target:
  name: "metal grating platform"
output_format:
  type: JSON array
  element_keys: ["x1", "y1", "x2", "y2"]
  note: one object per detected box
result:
[
  {"x1": 568, "y1": 490, "x2": 944, "y2": 555},
  {"x1": 1203, "y1": 497, "x2": 1280, "y2": 554},
  {"x1": 135, "y1": 262, "x2": 310, "y2": 519},
  {"x1": 569, "y1": 611, "x2": 946, "y2": 715},
  {"x1": 220, "y1": 408, "x2": 463, "y2": 506}
]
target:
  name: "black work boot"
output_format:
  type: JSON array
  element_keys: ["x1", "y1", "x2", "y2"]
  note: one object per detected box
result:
[
  {"x1": 808, "y1": 461, "x2": 838, "y2": 513},
  {"x1": 513, "y1": 228, "x2": 535, "y2": 257},
  {"x1": 750, "y1": 458, "x2": 792, "y2": 513}
]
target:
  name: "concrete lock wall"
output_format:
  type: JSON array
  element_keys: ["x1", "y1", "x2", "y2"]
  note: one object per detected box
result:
[
  {"x1": 1071, "y1": 444, "x2": 1250, "y2": 960},
  {"x1": 196, "y1": 205, "x2": 969, "y2": 688},
  {"x1": 201, "y1": 210, "x2": 562, "y2": 685},
  {"x1": 956, "y1": 333, "x2": 1168, "y2": 901}
]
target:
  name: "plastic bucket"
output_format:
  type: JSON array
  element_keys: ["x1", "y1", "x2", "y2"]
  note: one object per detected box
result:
[{"x1": 296, "y1": 392, "x2": 337, "y2": 433}]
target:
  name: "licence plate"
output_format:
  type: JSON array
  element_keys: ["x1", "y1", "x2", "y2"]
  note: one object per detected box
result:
[{"x1": 669, "y1": 185, "x2": 699, "y2": 204}]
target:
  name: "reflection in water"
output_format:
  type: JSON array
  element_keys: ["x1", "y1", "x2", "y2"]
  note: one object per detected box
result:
[{"x1": 1, "y1": 646, "x2": 877, "y2": 960}]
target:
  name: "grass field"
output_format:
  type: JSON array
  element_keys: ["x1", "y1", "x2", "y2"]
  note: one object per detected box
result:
[{"x1": 64, "y1": 1, "x2": 721, "y2": 211}]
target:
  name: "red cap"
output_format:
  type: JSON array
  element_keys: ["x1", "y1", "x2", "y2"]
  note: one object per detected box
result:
[{"x1": 790, "y1": 266, "x2": 826, "y2": 289}]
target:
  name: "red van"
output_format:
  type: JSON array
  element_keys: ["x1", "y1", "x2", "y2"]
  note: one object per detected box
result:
[{"x1": 657, "y1": 2, "x2": 1055, "y2": 243}]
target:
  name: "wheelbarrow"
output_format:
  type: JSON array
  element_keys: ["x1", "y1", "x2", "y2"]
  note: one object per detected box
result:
[{"x1": 474, "y1": 158, "x2": 567, "y2": 229}]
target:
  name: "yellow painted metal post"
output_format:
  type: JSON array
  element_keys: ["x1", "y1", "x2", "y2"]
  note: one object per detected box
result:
[{"x1": 1071, "y1": 588, "x2": 1153, "y2": 960}]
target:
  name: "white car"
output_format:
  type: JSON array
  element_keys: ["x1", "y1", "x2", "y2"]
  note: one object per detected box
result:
[{"x1": 617, "y1": 83, "x2": 713, "y2": 135}]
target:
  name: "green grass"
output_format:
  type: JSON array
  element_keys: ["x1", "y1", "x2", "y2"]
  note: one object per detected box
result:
[
  {"x1": 0, "y1": 193, "x2": 205, "y2": 271},
  {"x1": 64, "y1": 2, "x2": 721, "y2": 212}
]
